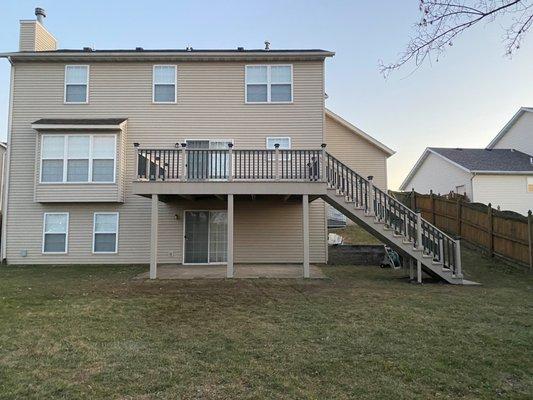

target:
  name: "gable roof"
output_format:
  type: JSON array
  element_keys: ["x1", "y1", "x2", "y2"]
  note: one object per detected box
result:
[
  {"x1": 400, "y1": 147, "x2": 533, "y2": 190},
  {"x1": 325, "y1": 109, "x2": 395, "y2": 156},
  {"x1": 486, "y1": 107, "x2": 533, "y2": 149},
  {"x1": 429, "y1": 148, "x2": 533, "y2": 172}
]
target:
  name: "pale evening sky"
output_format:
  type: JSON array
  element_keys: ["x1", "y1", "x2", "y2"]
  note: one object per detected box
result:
[{"x1": 1, "y1": 0, "x2": 532, "y2": 189}]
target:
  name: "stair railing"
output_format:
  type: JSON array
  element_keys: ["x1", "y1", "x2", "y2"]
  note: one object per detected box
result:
[{"x1": 325, "y1": 151, "x2": 462, "y2": 278}]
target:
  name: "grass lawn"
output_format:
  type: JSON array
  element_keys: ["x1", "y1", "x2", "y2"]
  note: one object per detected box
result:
[
  {"x1": 329, "y1": 224, "x2": 383, "y2": 245},
  {"x1": 0, "y1": 249, "x2": 532, "y2": 399}
]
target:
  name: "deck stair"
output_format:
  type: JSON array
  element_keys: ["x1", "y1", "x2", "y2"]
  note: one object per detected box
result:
[{"x1": 322, "y1": 153, "x2": 471, "y2": 285}]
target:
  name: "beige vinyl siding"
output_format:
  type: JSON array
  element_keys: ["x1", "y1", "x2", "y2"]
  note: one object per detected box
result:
[
  {"x1": 491, "y1": 112, "x2": 533, "y2": 156},
  {"x1": 19, "y1": 22, "x2": 36, "y2": 52},
  {"x1": 19, "y1": 21, "x2": 57, "y2": 52},
  {"x1": 472, "y1": 174, "x2": 533, "y2": 215},
  {"x1": 33, "y1": 129, "x2": 125, "y2": 203},
  {"x1": 325, "y1": 113, "x2": 388, "y2": 189},
  {"x1": 6, "y1": 60, "x2": 326, "y2": 264}
]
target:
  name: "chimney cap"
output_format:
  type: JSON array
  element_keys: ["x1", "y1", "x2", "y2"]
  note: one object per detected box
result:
[{"x1": 35, "y1": 7, "x2": 46, "y2": 23}]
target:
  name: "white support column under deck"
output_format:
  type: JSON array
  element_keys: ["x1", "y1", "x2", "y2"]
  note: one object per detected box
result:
[
  {"x1": 150, "y1": 194, "x2": 159, "y2": 279},
  {"x1": 302, "y1": 194, "x2": 310, "y2": 278},
  {"x1": 227, "y1": 194, "x2": 234, "y2": 278}
]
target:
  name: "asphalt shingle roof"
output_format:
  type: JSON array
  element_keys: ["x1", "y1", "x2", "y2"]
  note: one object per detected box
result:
[
  {"x1": 33, "y1": 118, "x2": 127, "y2": 125},
  {"x1": 429, "y1": 148, "x2": 533, "y2": 172}
]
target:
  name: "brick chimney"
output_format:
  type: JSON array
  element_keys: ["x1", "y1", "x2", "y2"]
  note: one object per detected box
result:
[{"x1": 19, "y1": 7, "x2": 57, "y2": 51}]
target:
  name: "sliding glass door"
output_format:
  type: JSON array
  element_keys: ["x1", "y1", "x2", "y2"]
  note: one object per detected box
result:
[
  {"x1": 184, "y1": 211, "x2": 228, "y2": 264},
  {"x1": 186, "y1": 140, "x2": 232, "y2": 180}
]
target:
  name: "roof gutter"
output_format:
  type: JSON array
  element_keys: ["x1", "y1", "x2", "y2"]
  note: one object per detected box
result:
[{"x1": 0, "y1": 51, "x2": 335, "y2": 62}]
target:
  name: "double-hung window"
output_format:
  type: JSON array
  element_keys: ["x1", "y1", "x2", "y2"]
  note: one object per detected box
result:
[
  {"x1": 42, "y1": 213, "x2": 69, "y2": 253},
  {"x1": 528, "y1": 177, "x2": 533, "y2": 193},
  {"x1": 246, "y1": 65, "x2": 292, "y2": 103},
  {"x1": 41, "y1": 134, "x2": 116, "y2": 183},
  {"x1": 266, "y1": 137, "x2": 291, "y2": 150},
  {"x1": 93, "y1": 213, "x2": 119, "y2": 253},
  {"x1": 153, "y1": 65, "x2": 177, "y2": 103},
  {"x1": 65, "y1": 65, "x2": 89, "y2": 103}
]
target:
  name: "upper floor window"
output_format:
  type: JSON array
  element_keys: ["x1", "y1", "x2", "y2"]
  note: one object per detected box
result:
[
  {"x1": 64, "y1": 65, "x2": 89, "y2": 103},
  {"x1": 153, "y1": 65, "x2": 177, "y2": 103},
  {"x1": 246, "y1": 65, "x2": 293, "y2": 103},
  {"x1": 528, "y1": 177, "x2": 533, "y2": 193},
  {"x1": 41, "y1": 134, "x2": 116, "y2": 183},
  {"x1": 266, "y1": 137, "x2": 291, "y2": 149}
]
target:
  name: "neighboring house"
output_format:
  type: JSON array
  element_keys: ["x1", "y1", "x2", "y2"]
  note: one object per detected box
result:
[
  {"x1": 0, "y1": 9, "x2": 465, "y2": 284},
  {"x1": 400, "y1": 108, "x2": 533, "y2": 215}
]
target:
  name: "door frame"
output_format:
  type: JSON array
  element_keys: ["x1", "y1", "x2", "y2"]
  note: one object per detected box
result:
[{"x1": 182, "y1": 209, "x2": 228, "y2": 265}]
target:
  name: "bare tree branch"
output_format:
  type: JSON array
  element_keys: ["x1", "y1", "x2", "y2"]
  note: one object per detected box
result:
[{"x1": 380, "y1": 0, "x2": 533, "y2": 77}]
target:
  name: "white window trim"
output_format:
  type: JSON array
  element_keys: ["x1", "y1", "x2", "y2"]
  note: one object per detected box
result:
[
  {"x1": 64, "y1": 65, "x2": 89, "y2": 104},
  {"x1": 40, "y1": 134, "x2": 117, "y2": 184},
  {"x1": 42, "y1": 212, "x2": 69, "y2": 254},
  {"x1": 152, "y1": 65, "x2": 177, "y2": 104},
  {"x1": 245, "y1": 64, "x2": 293, "y2": 104},
  {"x1": 265, "y1": 137, "x2": 292, "y2": 149},
  {"x1": 182, "y1": 209, "x2": 228, "y2": 265},
  {"x1": 92, "y1": 212, "x2": 119, "y2": 254}
]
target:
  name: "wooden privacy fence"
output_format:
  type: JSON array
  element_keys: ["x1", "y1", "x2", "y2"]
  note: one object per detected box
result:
[{"x1": 392, "y1": 190, "x2": 533, "y2": 269}]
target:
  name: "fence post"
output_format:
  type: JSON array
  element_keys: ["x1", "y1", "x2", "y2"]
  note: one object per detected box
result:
[
  {"x1": 527, "y1": 210, "x2": 533, "y2": 271},
  {"x1": 180, "y1": 142, "x2": 187, "y2": 181},
  {"x1": 487, "y1": 203, "x2": 494, "y2": 257},
  {"x1": 227, "y1": 143, "x2": 233, "y2": 182},
  {"x1": 321, "y1": 143, "x2": 327, "y2": 183},
  {"x1": 275, "y1": 143, "x2": 280, "y2": 181},
  {"x1": 456, "y1": 196, "x2": 462, "y2": 236},
  {"x1": 416, "y1": 211, "x2": 423, "y2": 250},
  {"x1": 367, "y1": 176, "x2": 374, "y2": 216},
  {"x1": 430, "y1": 190, "x2": 436, "y2": 224}
]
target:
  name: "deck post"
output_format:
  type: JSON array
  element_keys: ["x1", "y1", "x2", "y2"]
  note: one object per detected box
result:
[
  {"x1": 417, "y1": 260, "x2": 422, "y2": 283},
  {"x1": 227, "y1": 143, "x2": 233, "y2": 182},
  {"x1": 227, "y1": 194, "x2": 234, "y2": 278},
  {"x1": 367, "y1": 176, "x2": 374, "y2": 216},
  {"x1": 302, "y1": 194, "x2": 310, "y2": 278},
  {"x1": 133, "y1": 143, "x2": 140, "y2": 179},
  {"x1": 409, "y1": 258, "x2": 414, "y2": 281},
  {"x1": 416, "y1": 211, "x2": 423, "y2": 250},
  {"x1": 150, "y1": 194, "x2": 159, "y2": 279},
  {"x1": 321, "y1": 143, "x2": 327, "y2": 183},
  {"x1": 275, "y1": 143, "x2": 280, "y2": 181},
  {"x1": 180, "y1": 142, "x2": 187, "y2": 181}
]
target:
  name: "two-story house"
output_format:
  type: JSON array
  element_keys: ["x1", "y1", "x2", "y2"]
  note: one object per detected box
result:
[{"x1": 0, "y1": 9, "x2": 468, "y2": 284}]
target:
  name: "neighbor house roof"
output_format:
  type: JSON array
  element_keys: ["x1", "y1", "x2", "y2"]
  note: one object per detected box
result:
[
  {"x1": 486, "y1": 107, "x2": 533, "y2": 149},
  {"x1": 0, "y1": 48, "x2": 335, "y2": 62},
  {"x1": 325, "y1": 109, "x2": 395, "y2": 156},
  {"x1": 400, "y1": 147, "x2": 533, "y2": 190}
]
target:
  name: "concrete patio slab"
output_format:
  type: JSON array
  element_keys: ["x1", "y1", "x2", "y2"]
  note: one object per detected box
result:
[{"x1": 134, "y1": 264, "x2": 325, "y2": 280}]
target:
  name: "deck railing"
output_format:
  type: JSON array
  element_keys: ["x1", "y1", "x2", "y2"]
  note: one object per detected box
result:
[{"x1": 136, "y1": 144, "x2": 324, "y2": 182}]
